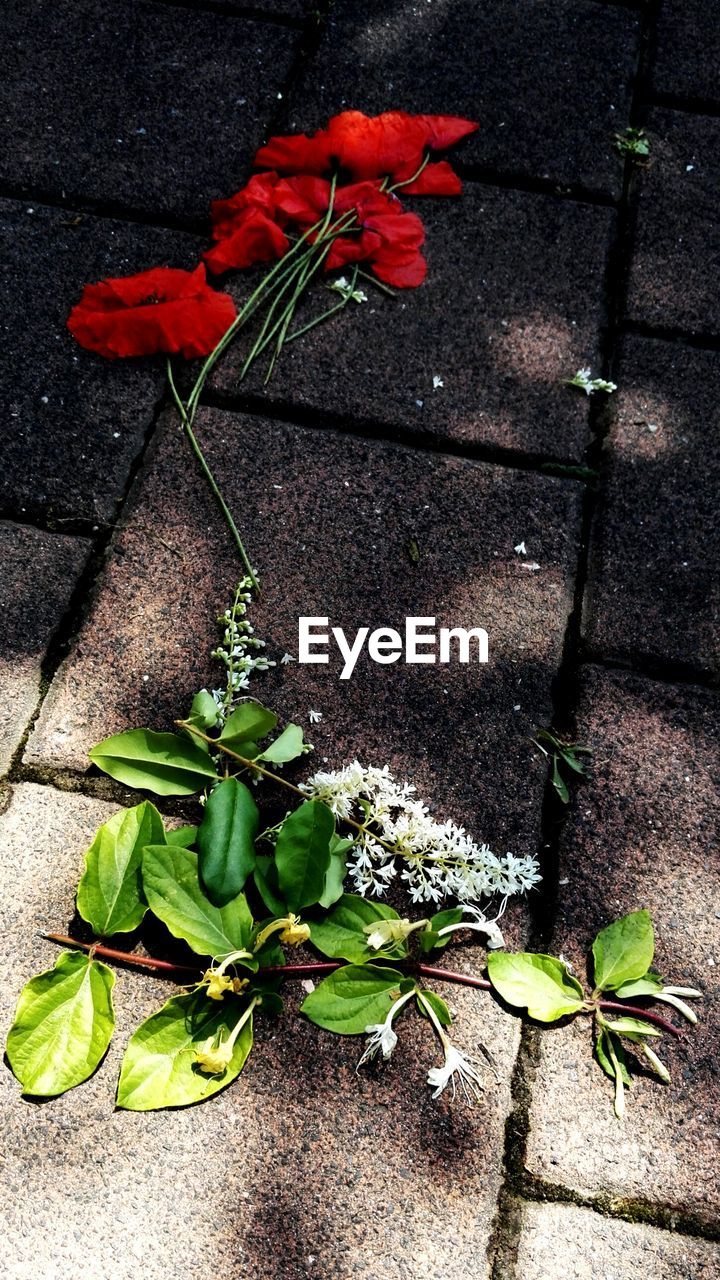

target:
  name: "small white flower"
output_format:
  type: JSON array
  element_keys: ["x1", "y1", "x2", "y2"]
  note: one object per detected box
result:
[
  {"x1": 514, "y1": 541, "x2": 527, "y2": 556},
  {"x1": 358, "y1": 1021, "x2": 398, "y2": 1066},
  {"x1": 432, "y1": 374, "x2": 444, "y2": 390},
  {"x1": 427, "y1": 1044, "x2": 485, "y2": 1103},
  {"x1": 308, "y1": 709, "x2": 323, "y2": 725},
  {"x1": 565, "y1": 367, "x2": 617, "y2": 396},
  {"x1": 438, "y1": 904, "x2": 505, "y2": 949},
  {"x1": 280, "y1": 652, "x2": 296, "y2": 664},
  {"x1": 330, "y1": 276, "x2": 368, "y2": 304},
  {"x1": 521, "y1": 562, "x2": 541, "y2": 572}
]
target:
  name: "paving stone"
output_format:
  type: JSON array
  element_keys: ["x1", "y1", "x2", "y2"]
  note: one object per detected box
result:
[
  {"x1": 584, "y1": 335, "x2": 720, "y2": 674},
  {"x1": 515, "y1": 1201, "x2": 720, "y2": 1279},
  {"x1": 0, "y1": 199, "x2": 201, "y2": 524},
  {"x1": 652, "y1": 0, "x2": 720, "y2": 104},
  {"x1": 0, "y1": 0, "x2": 298, "y2": 220},
  {"x1": 525, "y1": 667, "x2": 720, "y2": 1226},
  {"x1": 26, "y1": 406, "x2": 583, "y2": 873},
  {"x1": 0, "y1": 523, "x2": 90, "y2": 775},
  {"x1": 626, "y1": 110, "x2": 720, "y2": 335},
  {"x1": 0, "y1": 783, "x2": 516, "y2": 1280},
  {"x1": 214, "y1": 187, "x2": 615, "y2": 460},
  {"x1": 285, "y1": 0, "x2": 639, "y2": 196}
]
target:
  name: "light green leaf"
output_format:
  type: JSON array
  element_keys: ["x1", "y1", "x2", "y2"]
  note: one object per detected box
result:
[
  {"x1": 77, "y1": 801, "x2": 165, "y2": 935},
  {"x1": 417, "y1": 990, "x2": 452, "y2": 1026},
  {"x1": 166, "y1": 825, "x2": 198, "y2": 849},
  {"x1": 604, "y1": 1016, "x2": 661, "y2": 1039},
  {"x1": 595, "y1": 1026, "x2": 631, "y2": 1085},
  {"x1": 197, "y1": 778, "x2": 259, "y2": 906},
  {"x1": 116, "y1": 990, "x2": 252, "y2": 1111},
  {"x1": 612, "y1": 973, "x2": 663, "y2": 1000},
  {"x1": 90, "y1": 729, "x2": 218, "y2": 797},
  {"x1": 185, "y1": 690, "x2": 220, "y2": 737},
  {"x1": 419, "y1": 907, "x2": 464, "y2": 954},
  {"x1": 220, "y1": 701, "x2": 277, "y2": 747},
  {"x1": 318, "y1": 836, "x2": 352, "y2": 909},
  {"x1": 256, "y1": 723, "x2": 306, "y2": 764},
  {"x1": 6, "y1": 952, "x2": 115, "y2": 1097},
  {"x1": 592, "y1": 910, "x2": 654, "y2": 992},
  {"x1": 487, "y1": 952, "x2": 586, "y2": 1022},
  {"x1": 275, "y1": 800, "x2": 334, "y2": 912},
  {"x1": 310, "y1": 894, "x2": 404, "y2": 963},
  {"x1": 142, "y1": 844, "x2": 254, "y2": 960},
  {"x1": 301, "y1": 964, "x2": 403, "y2": 1034}
]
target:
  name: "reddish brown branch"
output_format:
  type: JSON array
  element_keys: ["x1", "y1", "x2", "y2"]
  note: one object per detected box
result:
[
  {"x1": 597, "y1": 999, "x2": 682, "y2": 1038},
  {"x1": 43, "y1": 933, "x2": 200, "y2": 980},
  {"x1": 417, "y1": 963, "x2": 491, "y2": 991}
]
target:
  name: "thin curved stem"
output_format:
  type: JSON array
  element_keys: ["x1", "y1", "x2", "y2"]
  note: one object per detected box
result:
[
  {"x1": 597, "y1": 999, "x2": 682, "y2": 1038},
  {"x1": 417, "y1": 963, "x2": 491, "y2": 991},
  {"x1": 42, "y1": 933, "x2": 199, "y2": 979}
]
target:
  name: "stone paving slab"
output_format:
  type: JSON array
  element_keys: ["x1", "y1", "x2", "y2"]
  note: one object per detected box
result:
[
  {"x1": 0, "y1": 523, "x2": 90, "y2": 776},
  {"x1": 0, "y1": 785, "x2": 517, "y2": 1280},
  {"x1": 215, "y1": 188, "x2": 615, "y2": 460},
  {"x1": 515, "y1": 1201, "x2": 720, "y2": 1279},
  {"x1": 652, "y1": 1, "x2": 720, "y2": 104},
  {"x1": 0, "y1": 0, "x2": 298, "y2": 220},
  {"x1": 0, "y1": 199, "x2": 201, "y2": 525},
  {"x1": 287, "y1": 0, "x2": 639, "y2": 197},
  {"x1": 584, "y1": 334, "x2": 720, "y2": 674},
  {"x1": 626, "y1": 110, "x2": 720, "y2": 335},
  {"x1": 524, "y1": 666, "x2": 720, "y2": 1226},
  {"x1": 26, "y1": 406, "x2": 583, "y2": 867}
]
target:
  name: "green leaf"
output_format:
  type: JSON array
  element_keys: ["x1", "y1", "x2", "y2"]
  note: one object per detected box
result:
[
  {"x1": 186, "y1": 690, "x2": 220, "y2": 736},
  {"x1": 417, "y1": 990, "x2": 452, "y2": 1026},
  {"x1": 592, "y1": 910, "x2": 654, "y2": 992},
  {"x1": 604, "y1": 1016, "x2": 661, "y2": 1039},
  {"x1": 197, "y1": 778, "x2": 259, "y2": 906},
  {"x1": 90, "y1": 729, "x2": 218, "y2": 797},
  {"x1": 301, "y1": 964, "x2": 403, "y2": 1034},
  {"x1": 253, "y1": 857, "x2": 287, "y2": 917},
  {"x1": 142, "y1": 844, "x2": 254, "y2": 960},
  {"x1": 551, "y1": 756, "x2": 570, "y2": 803},
  {"x1": 116, "y1": 990, "x2": 252, "y2": 1111},
  {"x1": 318, "y1": 835, "x2": 352, "y2": 909},
  {"x1": 419, "y1": 907, "x2": 464, "y2": 954},
  {"x1": 220, "y1": 701, "x2": 277, "y2": 747},
  {"x1": 595, "y1": 1026, "x2": 631, "y2": 1085},
  {"x1": 487, "y1": 952, "x2": 586, "y2": 1022},
  {"x1": 256, "y1": 723, "x2": 306, "y2": 764},
  {"x1": 77, "y1": 801, "x2": 165, "y2": 935},
  {"x1": 310, "y1": 894, "x2": 404, "y2": 963},
  {"x1": 275, "y1": 800, "x2": 334, "y2": 912},
  {"x1": 6, "y1": 952, "x2": 115, "y2": 1097},
  {"x1": 612, "y1": 973, "x2": 663, "y2": 1000},
  {"x1": 166, "y1": 825, "x2": 198, "y2": 849}
]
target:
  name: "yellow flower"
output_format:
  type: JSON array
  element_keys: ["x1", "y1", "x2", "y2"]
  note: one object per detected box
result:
[
  {"x1": 203, "y1": 971, "x2": 236, "y2": 1001},
  {"x1": 194, "y1": 1034, "x2": 233, "y2": 1075},
  {"x1": 255, "y1": 913, "x2": 310, "y2": 951}
]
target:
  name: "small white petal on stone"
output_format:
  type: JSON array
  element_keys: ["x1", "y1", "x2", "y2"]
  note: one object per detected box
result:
[
  {"x1": 308, "y1": 709, "x2": 323, "y2": 724},
  {"x1": 300, "y1": 979, "x2": 315, "y2": 994},
  {"x1": 514, "y1": 541, "x2": 527, "y2": 556},
  {"x1": 432, "y1": 374, "x2": 444, "y2": 390},
  {"x1": 521, "y1": 562, "x2": 541, "y2": 572},
  {"x1": 280, "y1": 652, "x2": 296, "y2": 664}
]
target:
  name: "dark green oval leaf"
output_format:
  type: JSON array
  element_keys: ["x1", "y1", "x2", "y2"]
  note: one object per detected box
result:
[
  {"x1": 116, "y1": 990, "x2": 252, "y2": 1111},
  {"x1": 301, "y1": 964, "x2": 403, "y2": 1034},
  {"x1": 6, "y1": 952, "x2": 115, "y2": 1097},
  {"x1": 592, "y1": 910, "x2": 654, "y2": 992},
  {"x1": 89, "y1": 729, "x2": 218, "y2": 797},
  {"x1": 318, "y1": 835, "x2": 352, "y2": 909},
  {"x1": 220, "y1": 701, "x2": 277, "y2": 747},
  {"x1": 77, "y1": 801, "x2": 165, "y2": 935},
  {"x1": 197, "y1": 778, "x2": 259, "y2": 906},
  {"x1": 142, "y1": 844, "x2": 254, "y2": 960},
  {"x1": 275, "y1": 800, "x2": 334, "y2": 912},
  {"x1": 487, "y1": 952, "x2": 586, "y2": 1022}
]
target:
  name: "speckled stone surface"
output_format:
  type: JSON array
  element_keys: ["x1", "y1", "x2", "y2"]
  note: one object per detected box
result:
[
  {"x1": 652, "y1": 0, "x2": 720, "y2": 104},
  {"x1": 214, "y1": 187, "x2": 614, "y2": 460},
  {"x1": 515, "y1": 1201, "x2": 720, "y2": 1279},
  {"x1": 525, "y1": 667, "x2": 720, "y2": 1226},
  {"x1": 0, "y1": 523, "x2": 90, "y2": 775},
  {"x1": 626, "y1": 110, "x2": 720, "y2": 335},
  {"x1": 285, "y1": 0, "x2": 639, "y2": 196},
  {"x1": 0, "y1": 199, "x2": 200, "y2": 524},
  {"x1": 26, "y1": 406, "x2": 582, "y2": 868},
  {"x1": 584, "y1": 335, "x2": 720, "y2": 674},
  {"x1": 0, "y1": 784, "x2": 518, "y2": 1280},
  {"x1": 0, "y1": 0, "x2": 298, "y2": 219}
]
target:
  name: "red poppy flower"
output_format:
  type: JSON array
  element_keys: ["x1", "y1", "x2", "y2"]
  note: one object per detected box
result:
[
  {"x1": 394, "y1": 160, "x2": 462, "y2": 196},
  {"x1": 209, "y1": 171, "x2": 280, "y2": 238},
  {"x1": 204, "y1": 209, "x2": 290, "y2": 274},
  {"x1": 67, "y1": 264, "x2": 236, "y2": 359},
  {"x1": 326, "y1": 208, "x2": 427, "y2": 288},
  {"x1": 254, "y1": 109, "x2": 477, "y2": 183}
]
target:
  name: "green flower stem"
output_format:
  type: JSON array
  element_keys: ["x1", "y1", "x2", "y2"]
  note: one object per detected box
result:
[
  {"x1": 285, "y1": 266, "x2": 361, "y2": 346},
  {"x1": 166, "y1": 360, "x2": 259, "y2": 589}
]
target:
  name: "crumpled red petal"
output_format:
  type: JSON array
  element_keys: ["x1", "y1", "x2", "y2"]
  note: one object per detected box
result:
[
  {"x1": 210, "y1": 172, "x2": 280, "y2": 238},
  {"x1": 67, "y1": 264, "x2": 236, "y2": 359},
  {"x1": 395, "y1": 160, "x2": 462, "y2": 196},
  {"x1": 204, "y1": 209, "x2": 290, "y2": 273}
]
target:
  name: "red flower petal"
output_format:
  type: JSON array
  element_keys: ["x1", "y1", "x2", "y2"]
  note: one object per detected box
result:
[
  {"x1": 273, "y1": 175, "x2": 332, "y2": 226},
  {"x1": 210, "y1": 172, "x2": 280, "y2": 239},
  {"x1": 204, "y1": 209, "x2": 289, "y2": 273},
  {"x1": 371, "y1": 251, "x2": 427, "y2": 288},
  {"x1": 67, "y1": 264, "x2": 236, "y2": 359},
  {"x1": 253, "y1": 131, "x2": 331, "y2": 175},
  {"x1": 416, "y1": 114, "x2": 479, "y2": 149},
  {"x1": 395, "y1": 160, "x2": 462, "y2": 196}
]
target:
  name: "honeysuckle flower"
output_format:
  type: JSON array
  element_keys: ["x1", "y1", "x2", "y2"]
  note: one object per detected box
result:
[
  {"x1": 653, "y1": 985, "x2": 702, "y2": 1024},
  {"x1": 363, "y1": 916, "x2": 429, "y2": 951},
  {"x1": 203, "y1": 971, "x2": 241, "y2": 1001},
  {"x1": 356, "y1": 988, "x2": 415, "y2": 1069},
  {"x1": 67, "y1": 265, "x2": 237, "y2": 360},
  {"x1": 194, "y1": 998, "x2": 258, "y2": 1076},
  {"x1": 427, "y1": 1043, "x2": 485, "y2": 1103},
  {"x1": 254, "y1": 913, "x2": 311, "y2": 951},
  {"x1": 308, "y1": 709, "x2": 323, "y2": 724},
  {"x1": 437, "y1": 903, "x2": 506, "y2": 949}
]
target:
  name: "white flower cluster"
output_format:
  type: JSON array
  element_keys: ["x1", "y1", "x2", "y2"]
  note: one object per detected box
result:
[
  {"x1": 210, "y1": 576, "x2": 275, "y2": 723},
  {"x1": 565, "y1": 367, "x2": 617, "y2": 397},
  {"x1": 301, "y1": 761, "x2": 540, "y2": 906}
]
